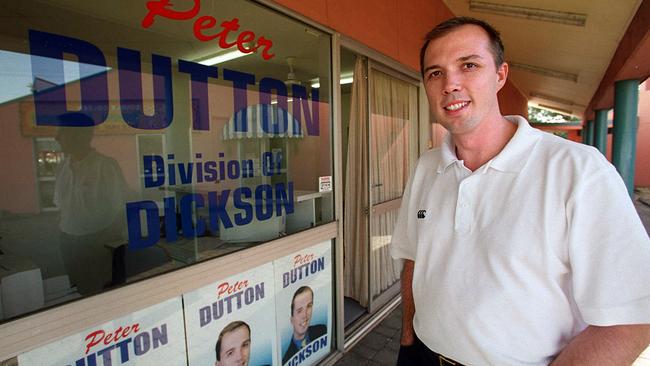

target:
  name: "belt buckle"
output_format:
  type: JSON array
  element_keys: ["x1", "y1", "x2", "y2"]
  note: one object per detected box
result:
[{"x1": 439, "y1": 355, "x2": 457, "y2": 366}]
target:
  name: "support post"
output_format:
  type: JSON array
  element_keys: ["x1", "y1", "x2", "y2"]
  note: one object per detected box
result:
[
  {"x1": 593, "y1": 109, "x2": 609, "y2": 155},
  {"x1": 612, "y1": 79, "x2": 639, "y2": 196},
  {"x1": 586, "y1": 120, "x2": 594, "y2": 146}
]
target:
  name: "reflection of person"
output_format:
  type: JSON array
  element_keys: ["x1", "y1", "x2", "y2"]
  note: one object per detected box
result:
[
  {"x1": 54, "y1": 112, "x2": 127, "y2": 295},
  {"x1": 214, "y1": 321, "x2": 251, "y2": 366},
  {"x1": 282, "y1": 286, "x2": 327, "y2": 364},
  {"x1": 392, "y1": 17, "x2": 650, "y2": 366}
]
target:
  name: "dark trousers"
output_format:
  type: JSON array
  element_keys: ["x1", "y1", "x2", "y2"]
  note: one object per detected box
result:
[{"x1": 397, "y1": 336, "x2": 464, "y2": 366}]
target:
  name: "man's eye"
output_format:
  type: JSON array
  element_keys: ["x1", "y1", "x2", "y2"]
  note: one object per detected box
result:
[
  {"x1": 427, "y1": 70, "x2": 442, "y2": 79},
  {"x1": 464, "y1": 63, "x2": 477, "y2": 69}
]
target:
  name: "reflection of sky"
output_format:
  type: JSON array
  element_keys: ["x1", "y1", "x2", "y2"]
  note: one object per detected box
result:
[
  {"x1": 0, "y1": 50, "x2": 109, "y2": 104},
  {"x1": 250, "y1": 338, "x2": 273, "y2": 366}
]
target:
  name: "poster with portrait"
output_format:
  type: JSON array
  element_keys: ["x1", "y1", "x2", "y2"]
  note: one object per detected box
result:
[
  {"x1": 274, "y1": 240, "x2": 332, "y2": 366},
  {"x1": 184, "y1": 263, "x2": 278, "y2": 366},
  {"x1": 17, "y1": 297, "x2": 186, "y2": 365}
]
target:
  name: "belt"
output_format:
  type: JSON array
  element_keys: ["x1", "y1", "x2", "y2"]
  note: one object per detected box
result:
[
  {"x1": 399, "y1": 336, "x2": 466, "y2": 366},
  {"x1": 428, "y1": 350, "x2": 465, "y2": 366}
]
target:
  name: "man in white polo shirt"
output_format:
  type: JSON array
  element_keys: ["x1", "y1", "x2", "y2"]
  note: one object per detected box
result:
[{"x1": 391, "y1": 17, "x2": 650, "y2": 365}]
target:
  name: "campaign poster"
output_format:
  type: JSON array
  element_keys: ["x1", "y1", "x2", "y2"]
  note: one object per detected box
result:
[
  {"x1": 274, "y1": 241, "x2": 332, "y2": 366},
  {"x1": 184, "y1": 263, "x2": 277, "y2": 366},
  {"x1": 17, "y1": 297, "x2": 186, "y2": 365}
]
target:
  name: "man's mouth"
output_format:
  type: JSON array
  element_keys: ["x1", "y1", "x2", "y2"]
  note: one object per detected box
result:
[{"x1": 444, "y1": 101, "x2": 470, "y2": 111}]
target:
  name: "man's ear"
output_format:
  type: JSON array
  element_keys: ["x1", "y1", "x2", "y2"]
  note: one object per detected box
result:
[{"x1": 496, "y1": 62, "x2": 508, "y2": 91}]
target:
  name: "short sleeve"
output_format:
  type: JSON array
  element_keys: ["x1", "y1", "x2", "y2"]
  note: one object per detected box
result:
[
  {"x1": 390, "y1": 168, "x2": 418, "y2": 261},
  {"x1": 568, "y1": 164, "x2": 650, "y2": 325}
]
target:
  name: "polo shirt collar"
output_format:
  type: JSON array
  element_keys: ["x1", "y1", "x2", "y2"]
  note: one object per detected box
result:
[
  {"x1": 436, "y1": 115, "x2": 541, "y2": 174},
  {"x1": 437, "y1": 134, "x2": 459, "y2": 173}
]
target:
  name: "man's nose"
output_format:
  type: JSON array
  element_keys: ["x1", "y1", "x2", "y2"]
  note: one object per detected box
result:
[{"x1": 442, "y1": 73, "x2": 461, "y2": 95}]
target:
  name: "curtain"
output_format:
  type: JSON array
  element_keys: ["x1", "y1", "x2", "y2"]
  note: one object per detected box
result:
[
  {"x1": 369, "y1": 70, "x2": 418, "y2": 299},
  {"x1": 344, "y1": 57, "x2": 369, "y2": 307}
]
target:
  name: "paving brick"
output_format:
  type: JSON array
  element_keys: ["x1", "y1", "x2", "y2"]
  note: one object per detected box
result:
[
  {"x1": 381, "y1": 314, "x2": 402, "y2": 330},
  {"x1": 372, "y1": 347, "x2": 399, "y2": 366},
  {"x1": 373, "y1": 324, "x2": 398, "y2": 338},
  {"x1": 336, "y1": 351, "x2": 371, "y2": 366},
  {"x1": 386, "y1": 338, "x2": 401, "y2": 352},
  {"x1": 351, "y1": 343, "x2": 378, "y2": 359},
  {"x1": 359, "y1": 332, "x2": 391, "y2": 350}
]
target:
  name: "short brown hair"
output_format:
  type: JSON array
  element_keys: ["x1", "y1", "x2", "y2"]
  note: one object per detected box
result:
[
  {"x1": 215, "y1": 321, "x2": 250, "y2": 361},
  {"x1": 290, "y1": 286, "x2": 313, "y2": 316},
  {"x1": 420, "y1": 17, "x2": 505, "y2": 76}
]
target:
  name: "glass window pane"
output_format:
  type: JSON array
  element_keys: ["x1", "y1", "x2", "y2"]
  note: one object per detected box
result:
[{"x1": 0, "y1": 0, "x2": 332, "y2": 321}]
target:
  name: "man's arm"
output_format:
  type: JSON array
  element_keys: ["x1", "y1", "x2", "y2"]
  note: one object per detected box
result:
[
  {"x1": 551, "y1": 324, "x2": 650, "y2": 365},
  {"x1": 400, "y1": 259, "x2": 416, "y2": 346}
]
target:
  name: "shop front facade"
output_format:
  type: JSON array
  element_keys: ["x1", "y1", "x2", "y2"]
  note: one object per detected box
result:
[{"x1": 0, "y1": 1, "x2": 527, "y2": 365}]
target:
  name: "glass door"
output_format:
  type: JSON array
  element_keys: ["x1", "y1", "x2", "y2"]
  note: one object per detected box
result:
[
  {"x1": 367, "y1": 64, "x2": 419, "y2": 313},
  {"x1": 341, "y1": 50, "x2": 419, "y2": 325}
]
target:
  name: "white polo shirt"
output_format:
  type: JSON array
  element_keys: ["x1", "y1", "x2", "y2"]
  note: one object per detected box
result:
[
  {"x1": 54, "y1": 149, "x2": 127, "y2": 235},
  {"x1": 391, "y1": 115, "x2": 650, "y2": 365}
]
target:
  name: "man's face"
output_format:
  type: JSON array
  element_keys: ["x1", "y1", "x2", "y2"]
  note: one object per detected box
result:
[
  {"x1": 290, "y1": 291, "x2": 314, "y2": 340},
  {"x1": 55, "y1": 129, "x2": 91, "y2": 157},
  {"x1": 216, "y1": 326, "x2": 250, "y2": 366},
  {"x1": 422, "y1": 24, "x2": 508, "y2": 136}
]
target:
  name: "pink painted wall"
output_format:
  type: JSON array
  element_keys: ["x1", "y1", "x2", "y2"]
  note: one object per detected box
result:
[
  {"x1": 499, "y1": 82, "x2": 529, "y2": 119},
  {"x1": 635, "y1": 79, "x2": 650, "y2": 187},
  {"x1": 273, "y1": 0, "x2": 454, "y2": 72},
  {"x1": 0, "y1": 102, "x2": 40, "y2": 214}
]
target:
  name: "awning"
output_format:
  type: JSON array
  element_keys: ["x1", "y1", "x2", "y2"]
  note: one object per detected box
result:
[{"x1": 222, "y1": 104, "x2": 304, "y2": 140}]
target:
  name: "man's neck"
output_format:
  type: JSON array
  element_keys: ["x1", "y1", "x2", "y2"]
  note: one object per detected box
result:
[
  {"x1": 69, "y1": 147, "x2": 92, "y2": 162},
  {"x1": 452, "y1": 115, "x2": 517, "y2": 171}
]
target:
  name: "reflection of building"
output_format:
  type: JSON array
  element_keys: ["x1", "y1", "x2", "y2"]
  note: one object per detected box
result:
[{"x1": 1, "y1": 0, "x2": 648, "y2": 365}]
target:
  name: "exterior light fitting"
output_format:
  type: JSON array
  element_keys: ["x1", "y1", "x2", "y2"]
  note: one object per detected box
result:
[
  {"x1": 537, "y1": 103, "x2": 573, "y2": 115},
  {"x1": 530, "y1": 92, "x2": 575, "y2": 106},
  {"x1": 469, "y1": 1, "x2": 587, "y2": 26},
  {"x1": 509, "y1": 61, "x2": 578, "y2": 82}
]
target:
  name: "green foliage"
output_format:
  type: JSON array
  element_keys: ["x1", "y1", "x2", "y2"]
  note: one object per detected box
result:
[
  {"x1": 528, "y1": 106, "x2": 580, "y2": 123},
  {"x1": 552, "y1": 131, "x2": 569, "y2": 139}
]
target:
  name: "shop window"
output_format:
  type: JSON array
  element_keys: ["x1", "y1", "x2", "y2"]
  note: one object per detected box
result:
[{"x1": 0, "y1": 0, "x2": 332, "y2": 321}]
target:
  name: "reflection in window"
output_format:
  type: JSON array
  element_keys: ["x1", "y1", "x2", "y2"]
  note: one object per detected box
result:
[{"x1": 0, "y1": 0, "x2": 332, "y2": 321}]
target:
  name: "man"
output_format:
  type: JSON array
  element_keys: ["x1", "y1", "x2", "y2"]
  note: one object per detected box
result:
[
  {"x1": 391, "y1": 17, "x2": 650, "y2": 365},
  {"x1": 282, "y1": 286, "x2": 327, "y2": 364},
  {"x1": 215, "y1": 321, "x2": 251, "y2": 366},
  {"x1": 54, "y1": 112, "x2": 128, "y2": 295}
]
